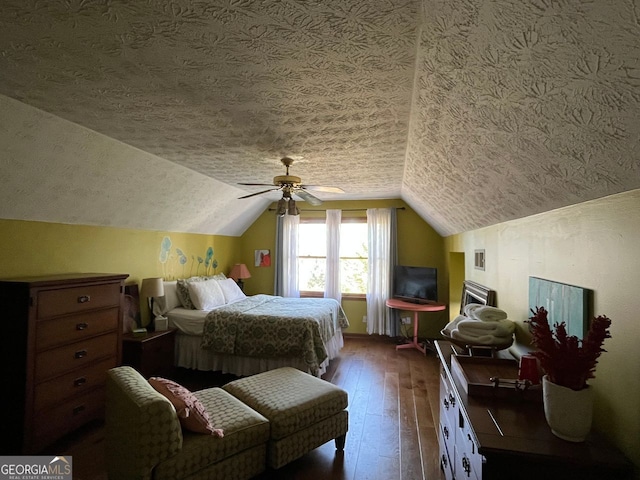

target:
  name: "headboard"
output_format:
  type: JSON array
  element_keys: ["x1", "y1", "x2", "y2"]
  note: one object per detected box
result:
[{"x1": 460, "y1": 280, "x2": 497, "y2": 314}]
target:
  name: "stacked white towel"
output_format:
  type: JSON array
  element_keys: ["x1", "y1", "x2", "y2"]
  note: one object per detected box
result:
[
  {"x1": 443, "y1": 307, "x2": 514, "y2": 346},
  {"x1": 463, "y1": 304, "x2": 508, "y2": 322},
  {"x1": 457, "y1": 319, "x2": 514, "y2": 337},
  {"x1": 442, "y1": 315, "x2": 466, "y2": 337}
]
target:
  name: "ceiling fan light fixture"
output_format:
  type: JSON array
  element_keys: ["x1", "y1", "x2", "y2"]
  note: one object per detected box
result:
[
  {"x1": 238, "y1": 157, "x2": 342, "y2": 207},
  {"x1": 288, "y1": 199, "x2": 299, "y2": 216}
]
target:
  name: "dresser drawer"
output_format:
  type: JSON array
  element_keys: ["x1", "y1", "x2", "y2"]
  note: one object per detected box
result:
[
  {"x1": 34, "y1": 356, "x2": 116, "y2": 413},
  {"x1": 439, "y1": 433, "x2": 454, "y2": 480},
  {"x1": 36, "y1": 307, "x2": 120, "y2": 350},
  {"x1": 440, "y1": 373, "x2": 456, "y2": 432},
  {"x1": 455, "y1": 409, "x2": 483, "y2": 480},
  {"x1": 31, "y1": 387, "x2": 105, "y2": 453},
  {"x1": 37, "y1": 283, "x2": 121, "y2": 318},
  {"x1": 35, "y1": 332, "x2": 118, "y2": 382}
]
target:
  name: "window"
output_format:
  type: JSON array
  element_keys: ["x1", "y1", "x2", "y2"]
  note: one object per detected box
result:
[{"x1": 297, "y1": 219, "x2": 368, "y2": 296}]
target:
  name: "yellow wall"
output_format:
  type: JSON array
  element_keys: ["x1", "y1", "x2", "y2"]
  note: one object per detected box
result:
[
  {"x1": 0, "y1": 219, "x2": 241, "y2": 325},
  {"x1": 447, "y1": 252, "x2": 465, "y2": 321},
  {"x1": 238, "y1": 199, "x2": 447, "y2": 335},
  {"x1": 445, "y1": 189, "x2": 640, "y2": 471}
]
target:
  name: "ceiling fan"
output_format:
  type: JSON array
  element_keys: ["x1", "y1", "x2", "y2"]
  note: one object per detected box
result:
[{"x1": 237, "y1": 157, "x2": 344, "y2": 214}]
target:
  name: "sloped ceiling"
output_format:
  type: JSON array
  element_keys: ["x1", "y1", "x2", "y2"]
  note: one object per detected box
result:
[{"x1": 0, "y1": 0, "x2": 639, "y2": 237}]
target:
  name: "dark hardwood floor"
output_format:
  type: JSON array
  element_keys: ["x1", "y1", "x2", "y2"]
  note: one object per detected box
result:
[{"x1": 56, "y1": 335, "x2": 444, "y2": 480}]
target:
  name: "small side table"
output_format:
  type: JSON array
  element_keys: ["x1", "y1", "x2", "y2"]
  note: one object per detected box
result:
[
  {"x1": 386, "y1": 298, "x2": 446, "y2": 354},
  {"x1": 122, "y1": 328, "x2": 177, "y2": 378}
]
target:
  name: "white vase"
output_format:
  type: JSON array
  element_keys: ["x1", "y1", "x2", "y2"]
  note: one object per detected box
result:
[{"x1": 542, "y1": 375, "x2": 593, "y2": 442}]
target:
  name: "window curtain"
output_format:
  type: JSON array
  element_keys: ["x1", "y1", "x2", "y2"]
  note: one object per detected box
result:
[
  {"x1": 324, "y1": 209, "x2": 342, "y2": 303},
  {"x1": 274, "y1": 213, "x2": 300, "y2": 298},
  {"x1": 366, "y1": 208, "x2": 399, "y2": 336}
]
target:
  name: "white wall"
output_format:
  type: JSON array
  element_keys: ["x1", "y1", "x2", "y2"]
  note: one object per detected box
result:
[{"x1": 446, "y1": 189, "x2": 640, "y2": 471}]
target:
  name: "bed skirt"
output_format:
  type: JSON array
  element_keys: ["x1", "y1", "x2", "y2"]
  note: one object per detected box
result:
[{"x1": 174, "y1": 329, "x2": 344, "y2": 377}]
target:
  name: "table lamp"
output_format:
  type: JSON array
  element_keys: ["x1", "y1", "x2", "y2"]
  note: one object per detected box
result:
[
  {"x1": 229, "y1": 263, "x2": 251, "y2": 291},
  {"x1": 141, "y1": 277, "x2": 165, "y2": 330}
]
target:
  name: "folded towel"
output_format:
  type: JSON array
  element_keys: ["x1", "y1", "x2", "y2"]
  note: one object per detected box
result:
[
  {"x1": 442, "y1": 315, "x2": 466, "y2": 336},
  {"x1": 467, "y1": 305, "x2": 508, "y2": 322},
  {"x1": 457, "y1": 318, "x2": 515, "y2": 337},
  {"x1": 451, "y1": 329, "x2": 514, "y2": 346},
  {"x1": 463, "y1": 303, "x2": 483, "y2": 317}
]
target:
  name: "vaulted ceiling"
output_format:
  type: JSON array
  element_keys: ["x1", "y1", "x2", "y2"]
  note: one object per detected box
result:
[{"x1": 1, "y1": 0, "x2": 639, "y2": 236}]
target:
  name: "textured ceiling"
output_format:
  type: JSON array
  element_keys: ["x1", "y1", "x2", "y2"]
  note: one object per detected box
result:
[{"x1": 0, "y1": 0, "x2": 639, "y2": 236}]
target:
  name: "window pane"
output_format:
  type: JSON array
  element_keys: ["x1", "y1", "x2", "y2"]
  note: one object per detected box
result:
[
  {"x1": 340, "y1": 223, "x2": 368, "y2": 258},
  {"x1": 298, "y1": 257, "x2": 325, "y2": 292},
  {"x1": 298, "y1": 220, "x2": 368, "y2": 295},
  {"x1": 341, "y1": 258, "x2": 368, "y2": 294},
  {"x1": 298, "y1": 223, "x2": 326, "y2": 257}
]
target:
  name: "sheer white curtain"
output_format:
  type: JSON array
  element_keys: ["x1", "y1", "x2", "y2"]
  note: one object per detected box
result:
[
  {"x1": 366, "y1": 208, "x2": 397, "y2": 335},
  {"x1": 324, "y1": 209, "x2": 342, "y2": 303},
  {"x1": 274, "y1": 213, "x2": 300, "y2": 298}
]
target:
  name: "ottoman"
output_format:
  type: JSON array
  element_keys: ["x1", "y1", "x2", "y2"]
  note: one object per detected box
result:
[{"x1": 223, "y1": 367, "x2": 348, "y2": 469}]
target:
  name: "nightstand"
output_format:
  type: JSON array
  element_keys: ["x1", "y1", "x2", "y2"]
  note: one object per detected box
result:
[{"x1": 122, "y1": 328, "x2": 177, "y2": 378}]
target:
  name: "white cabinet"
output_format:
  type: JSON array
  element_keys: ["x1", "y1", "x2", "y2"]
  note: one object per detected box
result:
[
  {"x1": 454, "y1": 409, "x2": 482, "y2": 479},
  {"x1": 439, "y1": 363, "x2": 484, "y2": 480}
]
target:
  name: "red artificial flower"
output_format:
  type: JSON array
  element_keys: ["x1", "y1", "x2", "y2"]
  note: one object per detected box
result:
[{"x1": 526, "y1": 306, "x2": 611, "y2": 391}]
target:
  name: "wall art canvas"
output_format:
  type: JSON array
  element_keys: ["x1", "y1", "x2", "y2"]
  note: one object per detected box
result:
[
  {"x1": 255, "y1": 249, "x2": 271, "y2": 267},
  {"x1": 529, "y1": 277, "x2": 591, "y2": 339}
]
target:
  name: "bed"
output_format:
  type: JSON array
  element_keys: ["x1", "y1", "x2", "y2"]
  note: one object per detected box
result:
[{"x1": 153, "y1": 276, "x2": 349, "y2": 377}]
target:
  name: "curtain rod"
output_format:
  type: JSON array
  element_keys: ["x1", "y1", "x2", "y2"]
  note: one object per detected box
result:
[{"x1": 267, "y1": 207, "x2": 406, "y2": 212}]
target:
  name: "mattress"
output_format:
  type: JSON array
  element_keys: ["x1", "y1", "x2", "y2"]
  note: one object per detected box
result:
[{"x1": 167, "y1": 307, "x2": 211, "y2": 335}]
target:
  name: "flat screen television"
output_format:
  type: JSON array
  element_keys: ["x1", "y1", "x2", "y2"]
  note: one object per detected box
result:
[{"x1": 393, "y1": 265, "x2": 438, "y2": 304}]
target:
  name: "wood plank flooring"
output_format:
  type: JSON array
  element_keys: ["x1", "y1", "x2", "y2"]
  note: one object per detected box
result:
[{"x1": 56, "y1": 335, "x2": 444, "y2": 480}]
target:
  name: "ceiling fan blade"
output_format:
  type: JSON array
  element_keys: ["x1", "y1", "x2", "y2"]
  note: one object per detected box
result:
[
  {"x1": 238, "y1": 188, "x2": 280, "y2": 199},
  {"x1": 295, "y1": 188, "x2": 323, "y2": 206},
  {"x1": 300, "y1": 185, "x2": 344, "y2": 193},
  {"x1": 238, "y1": 182, "x2": 276, "y2": 187}
]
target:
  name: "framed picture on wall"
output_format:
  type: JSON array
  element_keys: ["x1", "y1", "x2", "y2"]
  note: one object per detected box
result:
[{"x1": 255, "y1": 249, "x2": 271, "y2": 267}]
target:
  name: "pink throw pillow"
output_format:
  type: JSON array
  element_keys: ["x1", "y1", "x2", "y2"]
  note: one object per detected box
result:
[{"x1": 149, "y1": 377, "x2": 224, "y2": 437}]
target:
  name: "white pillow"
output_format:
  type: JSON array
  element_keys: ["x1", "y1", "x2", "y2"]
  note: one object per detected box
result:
[
  {"x1": 153, "y1": 281, "x2": 180, "y2": 316},
  {"x1": 188, "y1": 278, "x2": 226, "y2": 310},
  {"x1": 218, "y1": 278, "x2": 247, "y2": 304}
]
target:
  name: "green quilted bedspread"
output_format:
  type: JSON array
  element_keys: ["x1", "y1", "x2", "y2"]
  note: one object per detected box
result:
[{"x1": 200, "y1": 295, "x2": 349, "y2": 376}]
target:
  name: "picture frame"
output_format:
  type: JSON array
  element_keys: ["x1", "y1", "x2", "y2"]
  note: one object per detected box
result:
[{"x1": 255, "y1": 249, "x2": 271, "y2": 267}]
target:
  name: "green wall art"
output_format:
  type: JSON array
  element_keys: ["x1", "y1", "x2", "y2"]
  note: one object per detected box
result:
[{"x1": 159, "y1": 236, "x2": 219, "y2": 280}]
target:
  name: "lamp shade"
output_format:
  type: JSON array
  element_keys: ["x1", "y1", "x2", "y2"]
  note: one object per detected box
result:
[
  {"x1": 141, "y1": 277, "x2": 164, "y2": 298},
  {"x1": 276, "y1": 198, "x2": 287, "y2": 217},
  {"x1": 229, "y1": 264, "x2": 251, "y2": 280},
  {"x1": 288, "y1": 199, "x2": 299, "y2": 215}
]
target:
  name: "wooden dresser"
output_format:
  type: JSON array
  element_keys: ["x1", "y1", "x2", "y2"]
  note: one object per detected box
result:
[{"x1": 0, "y1": 273, "x2": 128, "y2": 454}]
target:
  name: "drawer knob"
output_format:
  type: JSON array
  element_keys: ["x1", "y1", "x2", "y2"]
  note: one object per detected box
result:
[
  {"x1": 443, "y1": 398, "x2": 449, "y2": 409},
  {"x1": 74, "y1": 349, "x2": 88, "y2": 359},
  {"x1": 449, "y1": 393, "x2": 456, "y2": 407},
  {"x1": 73, "y1": 405, "x2": 86, "y2": 415},
  {"x1": 76, "y1": 322, "x2": 89, "y2": 330},
  {"x1": 77, "y1": 295, "x2": 91, "y2": 304},
  {"x1": 441, "y1": 453, "x2": 448, "y2": 469},
  {"x1": 74, "y1": 377, "x2": 87, "y2": 387},
  {"x1": 462, "y1": 456, "x2": 471, "y2": 475},
  {"x1": 443, "y1": 425, "x2": 449, "y2": 439}
]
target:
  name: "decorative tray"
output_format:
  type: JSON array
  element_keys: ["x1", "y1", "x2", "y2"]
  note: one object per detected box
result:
[{"x1": 450, "y1": 354, "x2": 542, "y2": 403}]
